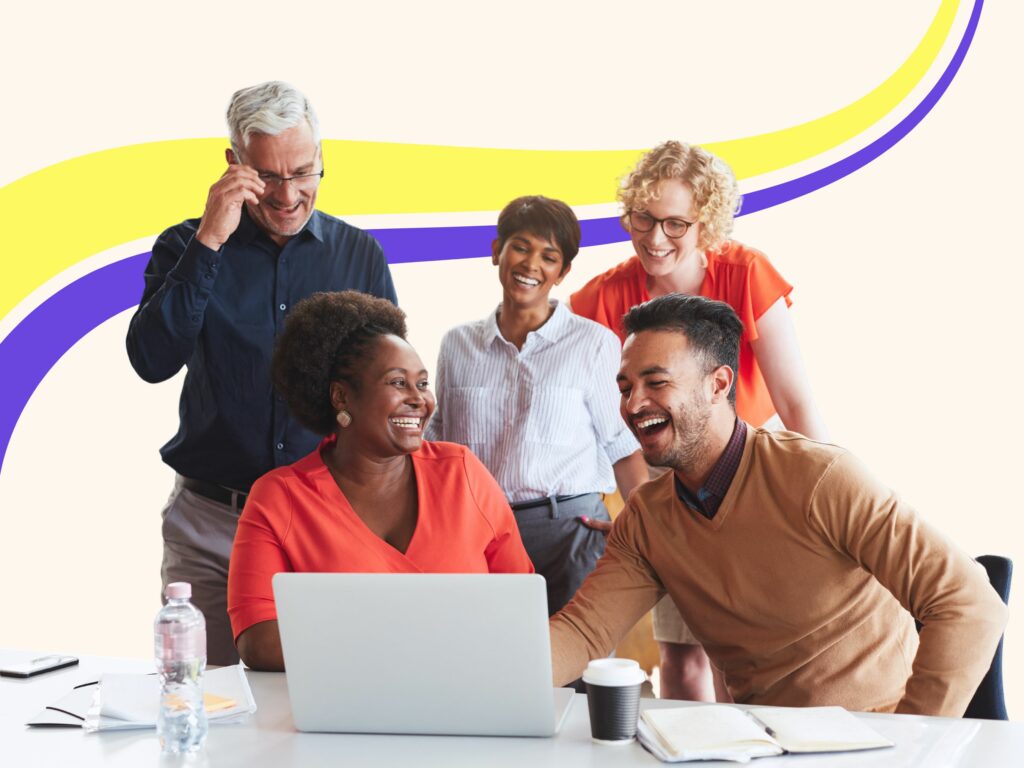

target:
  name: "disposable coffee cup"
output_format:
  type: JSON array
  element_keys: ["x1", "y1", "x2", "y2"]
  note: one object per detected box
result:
[{"x1": 582, "y1": 658, "x2": 645, "y2": 744}]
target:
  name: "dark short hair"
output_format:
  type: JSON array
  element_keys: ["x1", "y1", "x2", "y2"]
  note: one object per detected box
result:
[
  {"x1": 496, "y1": 195, "x2": 581, "y2": 272},
  {"x1": 272, "y1": 291, "x2": 407, "y2": 435},
  {"x1": 622, "y1": 294, "x2": 743, "y2": 406}
]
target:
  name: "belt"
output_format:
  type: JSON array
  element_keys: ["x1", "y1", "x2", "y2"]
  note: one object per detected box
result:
[
  {"x1": 181, "y1": 477, "x2": 248, "y2": 509},
  {"x1": 510, "y1": 493, "x2": 591, "y2": 511},
  {"x1": 509, "y1": 493, "x2": 602, "y2": 524}
]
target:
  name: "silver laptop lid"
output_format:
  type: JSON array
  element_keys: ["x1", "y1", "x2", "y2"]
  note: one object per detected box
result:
[{"x1": 273, "y1": 573, "x2": 563, "y2": 736}]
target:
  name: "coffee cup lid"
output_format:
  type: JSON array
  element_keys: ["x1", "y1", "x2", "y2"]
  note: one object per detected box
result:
[{"x1": 582, "y1": 658, "x2": 645, "y2": 687}]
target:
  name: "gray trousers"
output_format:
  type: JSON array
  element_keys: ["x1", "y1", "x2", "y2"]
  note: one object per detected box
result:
[
  {"x1": 511, "y1": 493, "x2": 610, "y2": 616},
  {"x1": 160, "y1": 476, "x2": 242, "y2": 666}
]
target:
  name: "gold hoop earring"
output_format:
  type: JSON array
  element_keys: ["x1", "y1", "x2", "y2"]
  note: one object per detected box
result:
[{"x1": 336, "y1": 410, "x2": 353, "y2": 428}]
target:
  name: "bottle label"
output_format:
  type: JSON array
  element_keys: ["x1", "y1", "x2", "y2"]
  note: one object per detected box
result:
[{"x1": 156, "y1": 627, "x2": 207, "y2": 661}]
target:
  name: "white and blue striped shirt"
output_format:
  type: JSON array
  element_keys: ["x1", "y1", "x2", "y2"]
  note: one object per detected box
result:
[{"x1": 426, "y1": 300, "x2": 640, "y2": 503}]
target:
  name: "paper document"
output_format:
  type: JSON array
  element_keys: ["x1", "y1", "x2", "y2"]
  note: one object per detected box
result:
[
  {"x1": 25, "y1": 684, "x2": 96, "y2": 727},
  {"x1": 85, "y1": 665, "x2": 256, "y2": 731},
  {"x1": 27, "y1": 665, "x2": 256, "y2": 731}
]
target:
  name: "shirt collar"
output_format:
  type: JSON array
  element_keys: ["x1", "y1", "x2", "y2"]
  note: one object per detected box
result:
[
  {"x1": 533, "y1": 299, "x2": 569, "y2": 342},
  {"x1": 674, "y1": 417, "x2": 747, "y2": 519},
  {"x1": 705, "y1": 417, "x2": 747, "y2": 497},
  {"x1": 304, "y1": 209, "x2": 325, "y2": 242},
  {"x1": 484, "y1": 304, "x2": 503, "y2": 345},
  {"x1": 233, "y1": 206, "x2": 324, "y2": 245},
  {"x1": 485, "y1": 299, "x2": 568, "y2": 347}
]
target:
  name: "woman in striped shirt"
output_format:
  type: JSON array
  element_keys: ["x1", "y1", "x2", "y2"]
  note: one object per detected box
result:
[{"x1": 427, "y1": 196, "x2": 649, "y2": 619}]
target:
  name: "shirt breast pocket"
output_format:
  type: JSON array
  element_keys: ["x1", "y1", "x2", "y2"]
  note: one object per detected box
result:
[
  {"x1": 525, "y1": 386, "x2": 587, "y2": 447},
  {"x1": 445, "y1": 387, "x2": 502, "y2": 445}
]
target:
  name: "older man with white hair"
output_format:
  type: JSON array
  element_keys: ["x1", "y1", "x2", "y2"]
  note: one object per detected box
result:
[{"x1": 127, "y1": 81, "x2": 396, "y2": 665}]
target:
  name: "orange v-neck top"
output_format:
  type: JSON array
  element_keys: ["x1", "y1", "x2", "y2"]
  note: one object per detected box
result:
[
  {"x1": 227, "y1": 437, "x2": 534, "y2": 640},
  {"x1": 570, "y1": 241, "x2": 792, "y2": 428}
]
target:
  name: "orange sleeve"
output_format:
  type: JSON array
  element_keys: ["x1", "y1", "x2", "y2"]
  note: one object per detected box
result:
[
  {"x1": 571, "y1": 274, "x2": 629, "y2": 341},
  {"x1": 461, "y1": 449, "x2": 535, "y2": 574},
  {"x1": 570, "y1": 258, "x2": 647, "y2": 343},
  {"x1": 227, "y1": 475, "x2": 295, "y2": 640},
  {"x1": 570, "y1": 277, "x2": 602, "y2": 323},
  {"x1": 731, "y1": 249, "x2": 793, "y2": 344}
]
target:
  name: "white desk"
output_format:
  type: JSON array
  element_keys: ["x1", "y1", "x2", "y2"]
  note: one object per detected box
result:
[{"x1": 3, "y1": 650, "x2": 1022, "y2": 767}]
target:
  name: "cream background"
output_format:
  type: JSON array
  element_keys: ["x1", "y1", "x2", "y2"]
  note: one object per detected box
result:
[{"x1": 2, "y1": 1, "x2": 1022, "y2": 715}]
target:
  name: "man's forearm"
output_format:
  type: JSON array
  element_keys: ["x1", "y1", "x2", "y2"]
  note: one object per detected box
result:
[
  {"x1": 549, "y1": 574, "x2": 662, "y2": 685},
  {"x1": 897, "y1": 594, "x2": 1007, "y2": 716},
  {"x1": 808, "y1": 453, "x2": 1009, "y2": 717},
  {"x1": 550, "y1": 612, "x2": 607, "y2": 686},
  {"x1": 549, "y1": 500, "x2": 664, "y2": 686}
]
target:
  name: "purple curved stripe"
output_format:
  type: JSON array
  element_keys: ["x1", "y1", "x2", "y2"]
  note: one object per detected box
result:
[
  {"x1": 371, "y1": 215, "x2": 628, "y2": 261},
  {"x1": 372, "y1": 224, "x2": 495, "y2": 263},
  {"x1": 0, "y1": 0, "x2": 983, "y2": 474},
  {"x1": 739, "y1": 0, "x2": 982, "y2": 214},
  {"x1": 0, "y1": 256, "x2": 149, "y2": 472}
]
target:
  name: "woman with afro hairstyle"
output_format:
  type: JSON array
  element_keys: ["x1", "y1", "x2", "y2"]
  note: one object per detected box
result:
[{"x1": 227, "y1": 291, "x2": 533, "y2": 671}]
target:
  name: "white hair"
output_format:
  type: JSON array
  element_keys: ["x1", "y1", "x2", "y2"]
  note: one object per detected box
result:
[{"x1": 226, "y1": 81, "x2": 320, "y2": 154}]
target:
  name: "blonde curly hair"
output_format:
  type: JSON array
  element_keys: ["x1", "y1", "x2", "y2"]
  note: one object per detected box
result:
[{"x1": 619, "y1": 141, "x2": 740, "y2": 255}]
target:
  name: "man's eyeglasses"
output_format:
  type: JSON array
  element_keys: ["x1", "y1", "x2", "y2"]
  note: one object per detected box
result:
[
  {"x1": 258, "y1": 169, "x2": 325, "y2": 190},
  {"x1": 628, "y1": 210, "x2": 695, "y2": 239}
]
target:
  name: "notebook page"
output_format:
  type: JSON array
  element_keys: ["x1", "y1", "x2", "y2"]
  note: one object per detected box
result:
[
  {"x1": 752, "y1": 706, "x2": 894, "y2": 753},
  {"x1": 642, "y1": 706, "x2": 783, "y2": 761}
]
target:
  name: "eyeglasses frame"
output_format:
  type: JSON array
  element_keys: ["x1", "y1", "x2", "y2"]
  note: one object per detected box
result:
[{"x1": 627, "y1": 210, "x2": 696, "y2": 239}]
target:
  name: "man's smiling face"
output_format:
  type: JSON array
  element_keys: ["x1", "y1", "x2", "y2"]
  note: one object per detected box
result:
[
  {"x1": 617, "y1": 329, "x2": 714, "y2": 472},
  {"x1": 232, "y1": 121, "x2": 321, "y2": 245}
]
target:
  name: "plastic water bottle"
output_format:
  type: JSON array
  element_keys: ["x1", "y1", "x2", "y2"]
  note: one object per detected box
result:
[{"x1": 155, "y1": 582, "x2": 208, "y2": 753}]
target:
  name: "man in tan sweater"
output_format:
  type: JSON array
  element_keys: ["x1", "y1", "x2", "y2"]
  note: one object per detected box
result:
[{"x1": 551, "y1": 294, "x2": 1007, "y2": 716}]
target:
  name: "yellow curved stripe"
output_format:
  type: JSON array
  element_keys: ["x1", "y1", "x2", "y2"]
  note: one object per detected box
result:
[
  {"x1": 0, "y1": 0, "x2": 957, "y2": 322},
  {"x1": 704, "y1": 0, "x2": 957, "y2": 176}
]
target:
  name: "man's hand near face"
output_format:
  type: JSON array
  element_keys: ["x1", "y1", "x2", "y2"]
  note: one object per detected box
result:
[{"x1": 195, "y1": 164, "x2": 266, "y2": 251}]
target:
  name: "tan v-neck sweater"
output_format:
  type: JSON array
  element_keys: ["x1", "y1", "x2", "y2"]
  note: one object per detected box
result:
[{"x1": 550, "y1": 428, "x2": 1007, "y2": 716}]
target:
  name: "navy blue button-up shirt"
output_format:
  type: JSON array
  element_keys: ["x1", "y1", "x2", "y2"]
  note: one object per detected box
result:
[{"x1": 126, "y1": 208, "x2": 397, "y2": 491}]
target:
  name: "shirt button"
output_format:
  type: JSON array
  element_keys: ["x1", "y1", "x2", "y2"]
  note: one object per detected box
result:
[
  {"x1": 279, "y1": 303, "x2": 287, "y2": 311},
  {"x1": 276, "y1": 442, "x2": 284, "y2": 450}
]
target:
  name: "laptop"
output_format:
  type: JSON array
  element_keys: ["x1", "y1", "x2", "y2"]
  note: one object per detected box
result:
[{"x1": 272, "y1": 572, "x2": 574, "y2": 737}]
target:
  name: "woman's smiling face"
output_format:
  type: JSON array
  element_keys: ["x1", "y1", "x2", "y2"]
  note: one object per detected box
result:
[
  {"x1": 629, "y1": 179, "x2": 703, "y2": 279},
  {"x1": 336, "y1": 334, "x2": 435, "y2": 458},
  {"x1": 492, "y1": 230, "x2": 568, "y2": 309}
]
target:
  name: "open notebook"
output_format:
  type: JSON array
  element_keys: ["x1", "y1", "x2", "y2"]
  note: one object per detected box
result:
[{"x1": 638, "y1": 705, "x2": 894, "y2": 763}]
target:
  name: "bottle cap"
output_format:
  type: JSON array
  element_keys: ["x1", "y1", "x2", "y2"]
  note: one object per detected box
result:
[{"x1": 165, "y1": 582, "x2": 192, "y2": 600}]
